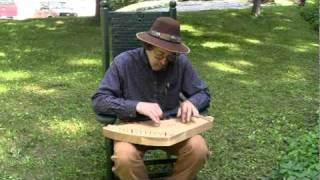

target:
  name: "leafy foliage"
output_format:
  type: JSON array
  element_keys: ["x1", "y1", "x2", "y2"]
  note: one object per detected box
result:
[
  {"x1": 270, "y1": 128, "x2": 320, "y2": 179},
  {"x1": 300, "y1": 0, "x2": 319, "y2": 31}
]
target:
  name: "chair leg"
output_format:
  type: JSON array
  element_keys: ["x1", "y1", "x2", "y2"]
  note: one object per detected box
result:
[
  {"x1": 105, "y1": 138, "x2": 115, "y2": 180},
  {"x1": 166, "y1": 152, "x2": 175, "y2": 171}
]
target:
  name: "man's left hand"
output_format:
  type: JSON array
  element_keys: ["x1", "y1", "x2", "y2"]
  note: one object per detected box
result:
[{"x1": 177, "y1": 100, "x2": 199, "y2": 123}]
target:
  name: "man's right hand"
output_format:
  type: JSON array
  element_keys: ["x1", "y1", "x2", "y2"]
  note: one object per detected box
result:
[{"x1": 136, "y1": 102, "x2": 163, "y2": 124}]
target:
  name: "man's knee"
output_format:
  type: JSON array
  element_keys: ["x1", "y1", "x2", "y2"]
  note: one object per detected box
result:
[
  {"x1": 187, "y1": 135, "x2": 210, "y2": 160},
  {"x1": 112, "y1": 141, "x2": 143, "y2": 166}
]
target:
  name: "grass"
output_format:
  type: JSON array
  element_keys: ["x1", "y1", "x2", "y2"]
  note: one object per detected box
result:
[
  {"x1": 180, "y1": 6, "x2": 318, "y2": 179},
  {"x1": 0, "y1": 5, "x2": 318, "y2": 180}
]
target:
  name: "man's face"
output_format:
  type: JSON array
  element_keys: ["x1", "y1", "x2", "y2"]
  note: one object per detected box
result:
[{"x1": 147, "y1": 47, "x2": 173, "y2": 71}]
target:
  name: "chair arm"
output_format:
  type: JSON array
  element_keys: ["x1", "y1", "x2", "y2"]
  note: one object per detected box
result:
[{"x1": 95, "y1": 114, "x2": 117, "y2": 125}]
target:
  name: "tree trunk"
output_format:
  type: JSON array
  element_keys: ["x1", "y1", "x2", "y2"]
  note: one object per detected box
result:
[
  {"x1": 93, "y1": 0, "x2": 101, "y2": 24},
  {"x1": 299, "y1": 0, "x2": 306, "y2": 6},
  {"x1": 251, "y1": 0, "x2": 262, "y2": 16}
]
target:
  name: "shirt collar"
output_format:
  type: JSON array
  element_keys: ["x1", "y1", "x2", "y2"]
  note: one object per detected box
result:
[{"x1": 139, "y1": 47, "x2": 149, "y2": 65}]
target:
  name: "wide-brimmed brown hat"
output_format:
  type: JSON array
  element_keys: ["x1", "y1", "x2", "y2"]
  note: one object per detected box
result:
[{"x1": 136, "y1": 17, "x2": 190, "y2": 54}]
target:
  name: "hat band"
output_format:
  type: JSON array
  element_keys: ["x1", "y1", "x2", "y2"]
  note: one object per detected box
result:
[{"x1": 149, "y1": 30, "x2": 181, "y2": 43}]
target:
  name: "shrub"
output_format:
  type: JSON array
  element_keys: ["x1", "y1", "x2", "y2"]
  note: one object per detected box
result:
[
  {"x1": 300, "y1": 0, "x2": 319, "y2": 31},
  {"x1": 270, "y1": 128, "x2": 320, "y2": 179}
]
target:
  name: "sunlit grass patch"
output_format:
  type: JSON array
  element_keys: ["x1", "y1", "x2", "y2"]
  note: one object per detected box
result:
[
  {"x1": 206, "y1": 62, "x2": 245, "y2": 74},
  {"x1": 293, "y1": 44, "x2": 316, "y2": 53},
  {"x1": 244, "y1": 38, "x2": 262, "y2": 44},
  {"x1": 47, "y1": 27, "x2": 57, "y2": 31},
  {"x1": 181, "y1": 24, "x2": 203, "y2": 36},
  {"x1": 201, "y1": 41, "x2": 241, "y2": 51},
  {"x1": 23, "y1": 84, "x2": 56, "y2": 95},
  {"x1": 47, "y1": 119, "x2": 88, "y2": 137},
  {"x1": 273, "y1": 26, "x2": 289, "y2": 31},
  {"x1": 232, "y1": 60, "x2": 254, "y2": 67},
  {"x1": 0, "y1": 70, "x2": 31, "y2": 81},
  {"x1": 0, "y1": 84, "x2": 9, "y2": 94},
  {"x1": 55, "y1": 20, "x2": 65, "y2": 25},
  {"x1": 310, "y1": 43, "x2": 318, "y2": 47},
  {"x1": 238, "y1": 80, "x2": 260, "y2": 86},
  {"x1": 35, "y1": 23, "x2": 46, "y2": 28},
  {"x1": 68, "y1": 58, "x2": 100, "y2": 66},
  {"x1": 280, "y1": 65, "x2": 305, "y2": 81}
]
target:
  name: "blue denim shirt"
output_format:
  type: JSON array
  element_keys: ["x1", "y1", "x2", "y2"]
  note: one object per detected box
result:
[{"x1": 92, "y1": 47, "x2": 211, "y2": 120}]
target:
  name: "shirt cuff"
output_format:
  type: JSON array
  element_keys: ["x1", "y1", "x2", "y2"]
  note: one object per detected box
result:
[
  {"x1": 126, "y1": 100, "x2": 139, "y2": 118},
  {"x1": 187, "y1": 97, "x2": 200, "y2": 110}
]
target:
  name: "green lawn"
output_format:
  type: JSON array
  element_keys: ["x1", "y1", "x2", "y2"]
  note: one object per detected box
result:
[{"x1": 0, "y1": 5, "x2": 318, "y2": 180}]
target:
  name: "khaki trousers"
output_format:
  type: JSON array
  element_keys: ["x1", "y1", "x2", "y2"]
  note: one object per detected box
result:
[{"x1": 111, "y1": 135, "x2": 210, "y2": 180}]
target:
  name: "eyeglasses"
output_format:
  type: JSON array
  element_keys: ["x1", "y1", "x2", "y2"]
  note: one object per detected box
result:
[{"x1": 153, "y1": 51, "x2": 178, "y2": 63}]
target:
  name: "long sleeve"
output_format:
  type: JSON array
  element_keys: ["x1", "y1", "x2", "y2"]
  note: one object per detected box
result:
[
  {"x1": 181, "y1": 59, "x2": 211, "y2": 112},
  {"x1": 91, "y1": 61, "x2": 138, "y2": 119},
  {"x1": 91, "y1": 48, "x2": 211, "y2": 120}
]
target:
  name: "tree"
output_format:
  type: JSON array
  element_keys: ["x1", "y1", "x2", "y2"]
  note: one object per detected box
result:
[
  {"x1": 93, "y1": 0, "x2": 101, "y2": 24},
  {"x1": 251, "y1": 0, "x2": 262, "y2": 16},
  {"x1": 299, "y1": 0, "x2": 306, "y2": 6}
]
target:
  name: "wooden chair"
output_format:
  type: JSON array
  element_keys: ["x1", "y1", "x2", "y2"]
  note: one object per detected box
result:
[{"x1": 96, "y1": 1, "x2": 178, "y2": 179}]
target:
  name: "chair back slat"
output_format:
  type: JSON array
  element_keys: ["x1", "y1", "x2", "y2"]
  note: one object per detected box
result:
[
  {"x1": 100, "y1": 1, "x2": 177, "y2": 72},
  {"x1": 111, "y1": 12, "x2": 170, "y2": 58}
]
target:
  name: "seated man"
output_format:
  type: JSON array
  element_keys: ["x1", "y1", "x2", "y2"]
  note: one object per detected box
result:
[{"x1": 92, "y1": 17, "x2": 211, "y2": 180}]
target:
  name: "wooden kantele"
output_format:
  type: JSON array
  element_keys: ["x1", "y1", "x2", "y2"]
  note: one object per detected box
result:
[{"x1": 102, "y1": 116, "x2": 214, "y2": 146}]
